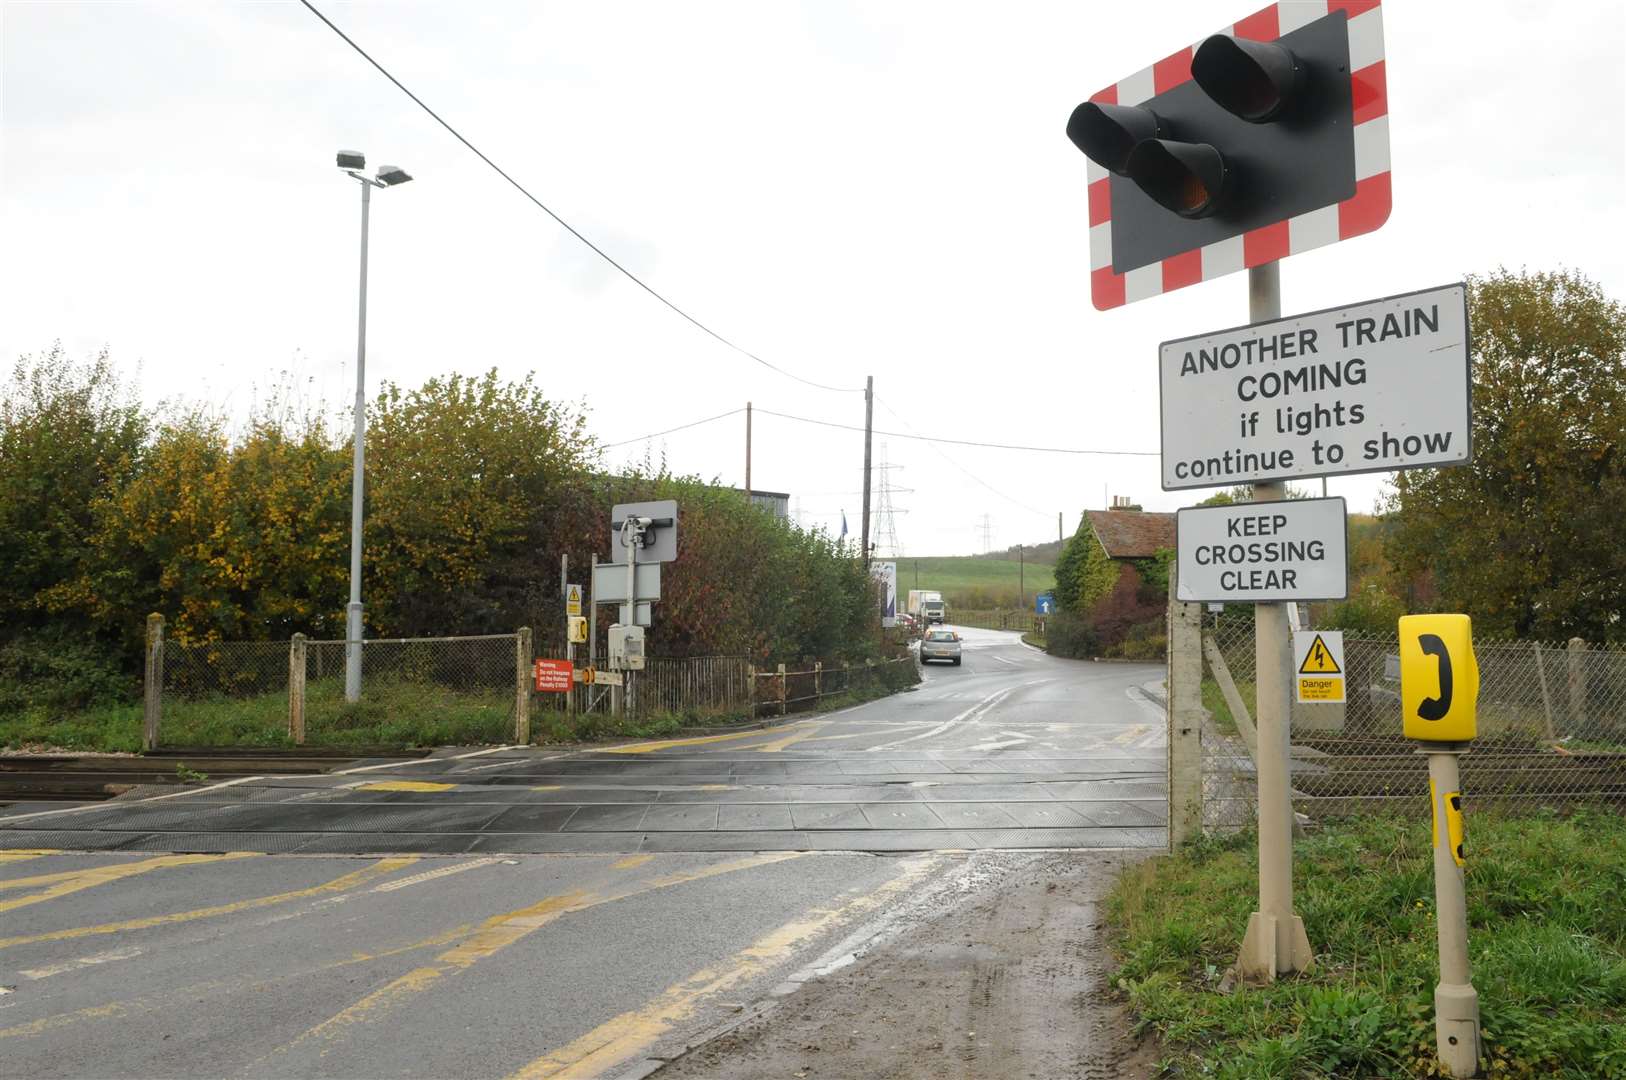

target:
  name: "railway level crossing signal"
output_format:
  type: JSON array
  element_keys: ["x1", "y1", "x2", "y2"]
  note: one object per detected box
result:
[{"x1": 1066, "y1": 0, "x2": 1390, "y2": 309}]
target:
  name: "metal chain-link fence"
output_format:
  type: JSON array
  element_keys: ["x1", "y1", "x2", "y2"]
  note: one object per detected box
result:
[
  {"x1": 154, "y1": 628, "x2": 522, "y2": 749},
  {"x1": 160, "y1": 639, "x2": 291, "y2": 748},
  {"x1": 301, "y1": 635, "x2": 518, "y2": 747},
  {"x1": 1200, "y1": 616, "x2": 1626, "y2": 830}
]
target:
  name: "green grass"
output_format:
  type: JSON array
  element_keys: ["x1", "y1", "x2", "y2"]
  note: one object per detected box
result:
[
  {"x1": 900, "y1": 554, "x2": 1056, "y2": 610},
  {"x1": 1202, "y1": 676, "x2": 1255, "y2": 738},
  {"x1": 1110, "y1": 810, "x2": 1626, "y2": 1078}
]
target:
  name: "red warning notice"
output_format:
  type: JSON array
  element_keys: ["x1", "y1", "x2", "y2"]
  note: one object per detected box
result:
[{"x1": 533, "y1": 658, "x2": 573, "y2": 693}]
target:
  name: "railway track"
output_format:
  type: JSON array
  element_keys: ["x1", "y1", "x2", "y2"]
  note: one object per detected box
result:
[{"x1": 0, "y1": 747, "x2": 429, "y2": 807}]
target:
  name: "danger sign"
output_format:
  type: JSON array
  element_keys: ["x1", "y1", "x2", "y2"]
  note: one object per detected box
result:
[
  {"x1": 1294, "y1": 630, "x2": 1345, "y2": 703},
  {"x1": 533, "y1": 658, "x2": 573, "y2": 693}
]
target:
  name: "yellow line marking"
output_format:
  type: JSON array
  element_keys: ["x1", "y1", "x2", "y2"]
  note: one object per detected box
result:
[
  {"x1": 0, "y1": 849, "x2": 57, "y2": 865},
  {"x1": 508, "y1": 855, "x2": 943, "y2": 1079},
  {"x1": 1, "y1": 920, "x2": 474, "y2": 1043},
  {"x1": 611, "y1": 854, "x2": 654, "y2": 870},
  {"x1": 268, "y1": 853, "x2": 806, "y2": 1057},
  {"x1": 358, "y1": 780, "x2": 458, "y2": 792},
  {"x1": 751, "y1": 723, "x2": 829, "y2": 753},
  {"x1": 0, "y1": 856, "x2": 417, "y2": 950},
  {"x1": 531, "y1": 785, "x2": 563, "y2": 791},
  {"x1": 1112, "y1": 724, "x2": 1150, "y2": 746},
  {"x1": 600, "y1": 723, "x2": 814, "y2": 755},
  {"x1": 0, "y1": 853, "x2": 256, "y2": 913}
]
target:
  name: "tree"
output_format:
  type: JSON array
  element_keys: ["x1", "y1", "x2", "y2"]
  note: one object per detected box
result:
[
  {"x1": 1385, "y1": 269, "x2": 1626, "y2": 642},
  {"x1": 0, "y1": 345, "x2": 147, "y2": 648}
]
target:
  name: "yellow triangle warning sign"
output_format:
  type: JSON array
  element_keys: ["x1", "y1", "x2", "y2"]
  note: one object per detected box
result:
[{"x1": 1299, "y1": 633, "x2": 1342, "y2": 674}]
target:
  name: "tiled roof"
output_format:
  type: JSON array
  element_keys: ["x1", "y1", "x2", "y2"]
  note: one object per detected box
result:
[{"x1": 1085, "y1": 510, "x2": 1175, "y2": 559}]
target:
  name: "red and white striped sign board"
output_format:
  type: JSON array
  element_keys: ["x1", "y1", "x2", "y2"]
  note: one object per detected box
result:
[{"x1": 1087, "y1": 0, "x2": 1390, "y2": 310}]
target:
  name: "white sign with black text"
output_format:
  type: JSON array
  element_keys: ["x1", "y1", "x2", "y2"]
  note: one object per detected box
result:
[
  {"x1": 1160, "y1": 283, "x2": 1470, "y2": 490},
  {"x1": 1176, "y1": 497, "x2": 1348, "y2": 604}
]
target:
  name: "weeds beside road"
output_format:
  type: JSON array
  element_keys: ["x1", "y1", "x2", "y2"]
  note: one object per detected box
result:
[{"x1": 1110, "y1": 810, "x2": 1626, "y2": 1078}]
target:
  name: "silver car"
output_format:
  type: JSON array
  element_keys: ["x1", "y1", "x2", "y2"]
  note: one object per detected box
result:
[{"x1": 919, "y1": 628, "x2": 962, "y2": 666}]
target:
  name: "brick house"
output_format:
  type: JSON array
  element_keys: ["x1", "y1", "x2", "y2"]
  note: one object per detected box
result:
[{"x1": 1068, "y1": 508, "x2": 1176, "y2": 648}]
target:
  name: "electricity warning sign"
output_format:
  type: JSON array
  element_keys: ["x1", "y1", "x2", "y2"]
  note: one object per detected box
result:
[{"x1": 1294, "y1": 630, "x2": 1345, "y2": 703}]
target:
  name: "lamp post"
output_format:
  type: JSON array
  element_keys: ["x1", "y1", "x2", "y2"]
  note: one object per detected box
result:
[{"x1": 335, "y1": 151, "x2": 412, "y2": 702}]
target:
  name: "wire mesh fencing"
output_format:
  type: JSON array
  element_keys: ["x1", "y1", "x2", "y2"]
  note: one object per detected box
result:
[
  {"x1": 148, "y1": 617, "x2": 525, "y2": 749},
  {"x1": 300, "y1": 634, "x2": 520, "y2": 747},
  {"x1": 159, "y1": 639, "x2": 293, "y2": 748},
  {"x1": 1197, "y1": 616, "x2": 1626, "y2": 831}
]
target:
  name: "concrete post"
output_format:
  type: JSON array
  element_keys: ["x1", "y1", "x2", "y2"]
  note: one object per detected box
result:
[
  {"x1": 1167, "y1": 570, "x2": 1204, "y2": 847},
  {"x1": 289, "y1": 633, "x2": 307, "y2": 745},
  {"x1": 777, "y1": 662, "x2": 788, "y2": 717},
  {"x1": 1566, "y1": 637, "x2": 1587, "y2": 729},
  {"x1": 143, "y1": 613, "x2": 165, "y2": 752},
  {"x1": 515, "y1": 627, "x2": 532, "y2": 744},
  {"x1": 814, "y1": 661, "x2": 822, "y2": 703},
  {"x1": 1532, "y1": 643, "x2": 1556, "y2": 742},
  {"x1": 1427, "y1": 749, "x2": 1481, "y2": 1077},
  {"x1": 748, "y1": 664, "x2": 757, "y2": 717},
  {"x1": 1237, "y1": 261, "x2": 1313, "y2": 982}
]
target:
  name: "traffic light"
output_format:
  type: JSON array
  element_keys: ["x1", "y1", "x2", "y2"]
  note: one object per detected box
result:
[{"x1": 1067, "y1": 2, "x2": 1391, "y2": 309}]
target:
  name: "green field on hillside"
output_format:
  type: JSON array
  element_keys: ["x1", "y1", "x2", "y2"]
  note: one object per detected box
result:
[{"x1": 895, "y1": 554, "x2": 1056, "y2": 610}]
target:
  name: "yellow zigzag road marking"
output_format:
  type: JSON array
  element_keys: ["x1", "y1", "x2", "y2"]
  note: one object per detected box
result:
[
  {"x1": 0, "y1": 850, "x2": 58, "y2": 866},
  {"x1": 265, "y1": 853, "x2": 806, "y2": 1059},
  {"x1": 509, "y1": 854, "x2": 944, "y2": 1079},
  {"x1": 0, "y1": 857, "x2": 417, "y2": 950},
  {"x1": 751, "y1": 724, "x2": 829, "y2": 753},
  {"x1": 600, "y1": 723, "x2": 816, "y2": 755},
  {"x1": 358, "y1": 781, "x2": 458, "y2": 793},
  {"x1": 0, "y1": 919, "x2": 475, "y2": 1042},
  {"x1": 0, "y1": 853, "x2": 257, "y2": 914}
]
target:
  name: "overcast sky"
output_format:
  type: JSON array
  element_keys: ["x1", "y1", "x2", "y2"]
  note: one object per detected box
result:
[{"x1": 4, "y1": 0, "x2": 1623, "y2": 557}]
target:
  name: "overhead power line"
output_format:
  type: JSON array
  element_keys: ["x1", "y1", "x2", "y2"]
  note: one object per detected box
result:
[
  {"x1": 297, "y1": 0, "x2": 863, "y2": 395},
  {"x1": 600, "y1": 408, "x2": 744, "y2": 449},
  {"x1": 755, "y1": 407, "x2": 1159, "y2": 456}
]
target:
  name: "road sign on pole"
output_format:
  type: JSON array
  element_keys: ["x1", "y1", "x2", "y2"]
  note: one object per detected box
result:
[
  {"x1": 1066, "y1": 0, "x2": 1390, "y2": 309},
  {"x1": 1176, "y1": 497, "x2": 1347, "y2": 603},
  {"x1": 1293, "y1": 630, "x2": 1346, "y2": 703},
  {"x1": 593, "y1": 562, "x2": 661, "y2": 603},
  {"x1": 1160, "y1": 283, "x2": 1470, "y2": 490}
]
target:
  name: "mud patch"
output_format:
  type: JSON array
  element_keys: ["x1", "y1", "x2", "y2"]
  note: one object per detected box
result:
[{"x1": 653, "y1": 851, "x2": 1157, "y2": 1080}]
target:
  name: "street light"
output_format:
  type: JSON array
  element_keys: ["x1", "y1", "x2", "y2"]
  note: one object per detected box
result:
[{"x1": 335, "y1": 150, "x2": 413, "y2": 702}]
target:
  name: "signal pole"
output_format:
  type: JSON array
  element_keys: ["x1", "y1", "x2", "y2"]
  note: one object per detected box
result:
[
  {"x1": 1238, "y1": 261, "x2": 1313, "y2": 982},
  {"x1": 861, "y1": 376, "x2": 873, "y2": 568},
  {"x1": 744, "y1": 401, "x2": 752, "y2": 500}
]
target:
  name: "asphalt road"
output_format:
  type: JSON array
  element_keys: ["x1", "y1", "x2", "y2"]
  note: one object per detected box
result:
[{"x1": 0, "y1": 628, "x2": 1166, "y2": 1078}]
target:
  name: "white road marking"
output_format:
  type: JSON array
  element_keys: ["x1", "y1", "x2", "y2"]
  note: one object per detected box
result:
[
  {"x1": 0, "y1": 774, "x2": 266, "y2": 825},
  {"x1": 369, "y1": 858, "x2": 500, "y2": 893},
  {"x1": 19, "y1": 946, "x2": 144, "y2": 980},
  {"x1": 334, "y1": 745, "x2": 520, "y2": 775},
  {"x1": 865, "y1": 680, "x2": 1048, "y2": 752}
]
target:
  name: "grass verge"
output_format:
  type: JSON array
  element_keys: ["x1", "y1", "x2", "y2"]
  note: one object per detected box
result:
[{"x1": 1109, "y1": 810, "x2": 1626, "y2": 1078}]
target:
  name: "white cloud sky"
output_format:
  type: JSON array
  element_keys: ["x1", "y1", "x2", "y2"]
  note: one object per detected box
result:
[{"x1": 4, "y1": 0, "x2": 1623, "y2": 557}]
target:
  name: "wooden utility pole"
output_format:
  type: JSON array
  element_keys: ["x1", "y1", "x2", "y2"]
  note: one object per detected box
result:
[
  {"x1": 744, "y1": 401, "x2": 752, "y2": 499},
  {"x1": 861, "y1": 375, "x2": 873, "y2": 568}
]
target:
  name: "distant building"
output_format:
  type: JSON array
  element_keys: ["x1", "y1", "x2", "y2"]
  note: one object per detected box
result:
[
  {"x1": 1065, "y1": 506, "x2": 1176, "y2": 650},
  {"x1": 733, "y1": 488, "x2": 790, "y2": 521}
]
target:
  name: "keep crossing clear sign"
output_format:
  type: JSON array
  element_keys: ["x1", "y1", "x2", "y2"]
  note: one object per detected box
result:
[
  {"x1": 1294, "y1": 630, "x2": 1346, "y2": 703},
  {"x1": 1176, "y1": 497, "x2": 1348, "y2": 604}
]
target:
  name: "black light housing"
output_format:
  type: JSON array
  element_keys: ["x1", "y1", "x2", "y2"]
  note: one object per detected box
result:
[
  {"x1": 1125, "y1": 139, "x2": 1228, "y2": 218},
  {"x1": 1191, "y1": 34, "x2": 1303, "y2": 123},
  {"x1": 1066, "y1": 102, "x2": 1164, "y2": 176},
  {"x1": 376, "y1": 166, "x2": 412, "y2": 186},
  {"x1": 336, "y1": 150, "x2": 366, "y2": 170}
]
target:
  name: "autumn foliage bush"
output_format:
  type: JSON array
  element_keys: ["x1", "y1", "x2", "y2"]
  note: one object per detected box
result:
[{"x1": 1, "y1": 351, "x2": 888, "y2": 716}]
